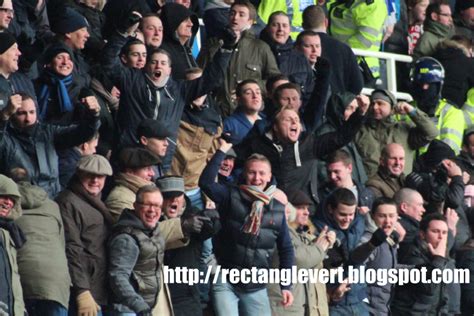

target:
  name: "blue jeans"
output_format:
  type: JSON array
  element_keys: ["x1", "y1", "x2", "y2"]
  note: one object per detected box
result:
[
  {"x1": 26, "y1": 300, "x2": 68, "y2": 316},
  {"x1": 187, "y1": 188, "x2": 212, "y2": 305},
  {"x1": 211, "y1": 275, "x2": 271, "y2": 316},
  {"x1": 185, "y1": 188, "x2": 204, "y2": 210}
]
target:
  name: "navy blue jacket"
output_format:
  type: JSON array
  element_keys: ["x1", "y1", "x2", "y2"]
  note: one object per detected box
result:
[
  {"x1": 313, "y1": 199, "x2": 367, "y2": 307},
  {"x1": 318, "y1": 32, "x2": 363, "y2": 95}
]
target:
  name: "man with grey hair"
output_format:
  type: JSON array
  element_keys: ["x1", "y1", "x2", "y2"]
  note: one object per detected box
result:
[{"x1": 108, "y1": 185, "x2": 170, "y2": 316}]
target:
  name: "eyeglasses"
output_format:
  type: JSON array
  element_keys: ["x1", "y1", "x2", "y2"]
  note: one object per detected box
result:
[
  {"x1": 437, "y1": 12, "x2": 451, "y2": 17},
  {"x1": 137, "y1": 202, "x2": 161, "y2": 209},
  {"x1": 0, "y1": 8, "x2": 14, "y2": 15}
]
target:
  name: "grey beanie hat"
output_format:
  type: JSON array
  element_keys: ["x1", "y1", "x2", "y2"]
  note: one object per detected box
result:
[{"x1": 371, "y1": 89, "x2": 397, "y2": 107}]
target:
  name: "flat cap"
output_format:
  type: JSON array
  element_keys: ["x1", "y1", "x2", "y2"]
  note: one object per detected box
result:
[
  {"x1": 76, "y1": 154, "x2": 113, "y2": 176},
  {"x1": 156, "y1": 176, "x2": 185, "y2": 199},
  {"x1": 119, "y1": 147, "x2": 161, "y2": 170},
  {"x1": 137, "y1": 119, "x2": 172, "y2": 140}
]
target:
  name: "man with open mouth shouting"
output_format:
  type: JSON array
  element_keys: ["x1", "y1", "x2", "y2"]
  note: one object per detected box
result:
[
  {"x1": 102, "y1": 11, "x2": 234, "y2": 173},
  {"x1": 234, "y1": 97, "x2": 369, "y2": 214}
]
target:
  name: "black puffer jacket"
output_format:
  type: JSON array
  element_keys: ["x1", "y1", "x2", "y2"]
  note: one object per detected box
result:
[{"x1": 160, "y1": 3, "x2": 199, "y2": 80}]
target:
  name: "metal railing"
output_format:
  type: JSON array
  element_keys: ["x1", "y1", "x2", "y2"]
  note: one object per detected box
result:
[{"x1": 352, "y1": 48, "x2": 414, "y2": 101}]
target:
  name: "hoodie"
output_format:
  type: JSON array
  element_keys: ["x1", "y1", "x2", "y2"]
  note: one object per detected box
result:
[
  {"x1": 316, "y1": 92, "x2": 368, "y2": 185},
  {"x1": 160, "y1": 3, "x2": 199, "y2": 80}
]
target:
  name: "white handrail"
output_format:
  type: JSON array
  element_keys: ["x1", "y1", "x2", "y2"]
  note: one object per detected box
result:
[{"x1": 352, "y1": 48, "x2": 414, "y2": 101}]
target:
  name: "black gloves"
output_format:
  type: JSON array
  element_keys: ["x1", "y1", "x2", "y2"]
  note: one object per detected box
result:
[
  {"x1": 118, "y1": 11, "x2": 142, "y2": 34},
  {"x1": 201, "y1": 209, "x2": 221, "y2": 236},
  {"x1": 369, "y1": 228, "x2": 388, "y2": 247},
  {"x1": 314, "y1": 57, "x2": 331, "y2": 79},
  {"x1": 220, "y1": 133, "x2": 240, "y2": 145},
  {"x1": 181, "y1": 215, "x2": 209, "y2": 235},
  {"x1": 203, "y1": 208, "x2": 220, "y2": 221},
  {"x1": 220, "y1": 27, "x2": 238, "y2": 50}
]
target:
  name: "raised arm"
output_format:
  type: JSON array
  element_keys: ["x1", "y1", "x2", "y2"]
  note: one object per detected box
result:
[
  {"x1": 302, "y1": 57, "x2": 331, "y2": 132},
  {"x1": 199, "y1": 138, "x2": 233, "y2": 206},
  {"x1": 53, "y1": 97, "x2": 101, "y2": 149},
  {"x1": 313, "y1": 95, "x2": 369, "y2": 158},
  {"x1": 100, "y1": 33, "x2": 135, "y2": 88},
  {"x1": 396, "y1": 102, "x2": 438, "y2": 150},
  {"x1": 185, "y1": 43, "x2": 232, "y2": 104}
]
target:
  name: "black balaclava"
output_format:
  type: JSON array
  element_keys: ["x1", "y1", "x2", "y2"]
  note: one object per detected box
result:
[{"x1": 412, "y1": 82, "x2": 441, "y2": 117}]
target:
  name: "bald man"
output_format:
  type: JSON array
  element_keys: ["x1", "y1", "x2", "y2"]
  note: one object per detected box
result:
[{"x1": 366, "y1": 143, "x2": 406, "y2": 198}]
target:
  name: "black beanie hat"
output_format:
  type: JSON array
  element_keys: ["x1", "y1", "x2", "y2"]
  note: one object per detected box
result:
[
  {"x1": 456, "y1": 0, "x2": 474, "y2": 12},
  {"x1": 52, "y1": 8, "x2": 89, "y2": 34},
  {"x1": 0, "y1": 32, "x2": 17, "y2": 55},
  {"x1": 42, "y1": 43, "x2": 73, "y2": 64},
  {"x1": 421, "y1": 140, "x2": 456, "y2": 169}
]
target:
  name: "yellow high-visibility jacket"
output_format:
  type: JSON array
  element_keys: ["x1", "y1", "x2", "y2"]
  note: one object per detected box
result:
[
  {"x1": 258, "y1": 0, "x2": 317, "y2": 39},
  {"x1": 328, "y1": 0, "x2": 387, "y2": 77}
]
